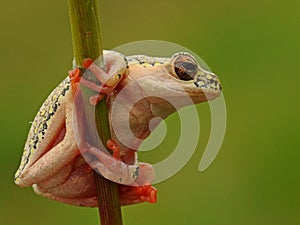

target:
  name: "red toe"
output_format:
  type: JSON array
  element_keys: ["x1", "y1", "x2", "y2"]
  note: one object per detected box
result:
[
  {"x1": 140, "y1": 185, "x2": 157, "y2": 204},
  {"x1": 82, "y1": 58, "x2": 94, "y2": 69},
  {"x1": 68, "y1": 68, "x2": 81, "y2": 93},
  {"x1": 107, "y1": 139, "x2": 121, "y2": 160}
]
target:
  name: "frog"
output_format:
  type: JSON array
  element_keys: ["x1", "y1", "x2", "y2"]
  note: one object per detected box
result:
[{"x1": 14, "y1": 50, "x2": 222, "y2": 207}]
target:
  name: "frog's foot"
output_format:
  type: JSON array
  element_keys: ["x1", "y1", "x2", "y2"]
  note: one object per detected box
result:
[
  {"x1": 68, "y1": 51, "x2": 128, "y2": 105},
  {"x1": 119, "y1": 184, "x2": 157, "y2": 205},
  {"x1": 80, "y1": 51, "x2": 128, "y2": 105},
  {"x1": 83, "y1": 142, "x2": 138, "y2": 185},
  {"x1": 81, "y1": 143, "x2": 155, "y2": 185},
  {"x1": 68, "y1": 68, "x2": 82, "y2": 94}
]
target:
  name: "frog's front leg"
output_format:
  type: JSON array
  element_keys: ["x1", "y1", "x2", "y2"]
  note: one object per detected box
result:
[{"x1": 70, "y1": 50, "x2": 128, "y2": 105}]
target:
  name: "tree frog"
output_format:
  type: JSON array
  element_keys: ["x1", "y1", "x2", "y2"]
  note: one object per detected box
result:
[{"x1": 14, "y1": 50, "x2": 222, "y2": 207}]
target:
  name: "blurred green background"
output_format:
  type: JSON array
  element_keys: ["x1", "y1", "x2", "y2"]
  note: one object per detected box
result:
[{"x1": 0, "y1": 0, "x2": 299, "y2": 224}]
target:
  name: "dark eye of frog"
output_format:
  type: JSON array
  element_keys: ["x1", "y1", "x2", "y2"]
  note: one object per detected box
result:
[{"x1": 173, "y1": 55, "x2": 198, "y2": 81}]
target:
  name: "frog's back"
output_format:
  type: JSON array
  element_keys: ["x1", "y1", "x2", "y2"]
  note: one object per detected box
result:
[
  {"x1": 127, "y1": 55, "x2": 169, "y2": 66},
  {"x1": 15, "y1": 77, "x2": 71, "y2": 182}
]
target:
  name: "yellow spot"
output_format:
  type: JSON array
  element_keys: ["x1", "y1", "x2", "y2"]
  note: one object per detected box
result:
[
  {"x1": 199, "y1": 81, "x2": 205, "y2": 86},
  {"x1": 40, "y1": 110, "x2": 46, "y2": 116},
  {"x1": 142, "y1": 62, "x2": 150, "y2": 67},
  {"x1": 31, "y1": 147, "x2": 36, "y2": 154},
  {"x1": 46, "y1": 120, "x2": 52, "y2": 127},
  {"x1": 44, "y1": 100, "x2": 49, "y2": 106},
  {"x1": 52, "y1": 94, "x2": 57, "y2": 101},
  {"x1": 34, "y1": 126, "x2": 38, "y2": 134},
  {"x1": 63, "y1": 83, "x2": 68, "y2": 89},
  {"x1": 206, "y1": 74, "x2": 212, "y2": 80},
  {"x1": 49, "y1": 105, "x2": 54, "y2": 114},
  {"x1": 154, "y1": 62, "x2": 162, "y2": 66}
]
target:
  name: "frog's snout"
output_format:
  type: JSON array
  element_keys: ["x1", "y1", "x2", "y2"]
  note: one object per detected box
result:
[{"x1": 193, "y1": 70, "x2": 222, "y2": 100}]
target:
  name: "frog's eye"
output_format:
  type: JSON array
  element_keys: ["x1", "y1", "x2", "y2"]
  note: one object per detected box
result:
[{"x1": 172, "y1": 54, "x2": 198, "y2": 81}]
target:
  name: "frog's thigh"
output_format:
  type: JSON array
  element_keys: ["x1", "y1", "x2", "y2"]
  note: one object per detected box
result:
[
  {"x1": 33, "y1": 185, "x2": 98, "y2": 207},
  {"x1": 36, "y1": 156, "x2": 95, "y2": 198},
  {"x1": 19, "y1": 106, "x2": 79, "y2": 187}
]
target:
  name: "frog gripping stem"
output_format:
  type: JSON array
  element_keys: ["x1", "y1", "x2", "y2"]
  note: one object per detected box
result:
[
  {"x1": 82, "y1": 58, "x2": 94, "y2": 68},
  {"x1": 68, "y1": 68, "x2": 81, "y2": 93},
  {"x1": 67, "y1": 0, "x2": 123, "y2": 224},
  {"x1": 107, "y1": 139, "x2": 121, "y2": 160}
]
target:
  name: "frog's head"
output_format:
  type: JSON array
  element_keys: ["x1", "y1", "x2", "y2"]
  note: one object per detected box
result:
[
  {"x1": 168, "y1": 52, "x2": 222, "y2": 103},
  {"x1": 109, "y1": 52, "x2": 223, "y2": 150}
]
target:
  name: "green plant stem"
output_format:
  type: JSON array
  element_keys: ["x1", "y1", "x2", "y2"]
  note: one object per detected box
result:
[
  {"x1": 67, "y1": 0, "x2": 123, "y2": 225},
  {"x1": 68, "y1": 0, "x2": 102, "y2": 64}
]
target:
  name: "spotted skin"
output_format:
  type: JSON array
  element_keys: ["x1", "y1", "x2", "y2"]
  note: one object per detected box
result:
[
  {"x1": 15, "y1": 78, "x2": 70, "y2": 182},
  {"x1": 194, "y1": 72, "x2": 222, "y2": 91},
  {"x1": 127, "y1": 52, "x2": 222, "y2": 92},
  {"x1": 127, "y1": 55, "x2": 167, "y2": 67},
  {"x1": 15, "y1": 52, "x2": 220, "y2": 181},
  {"x1": 14, "y1": 50, "x2": 222, "y2": 207}
]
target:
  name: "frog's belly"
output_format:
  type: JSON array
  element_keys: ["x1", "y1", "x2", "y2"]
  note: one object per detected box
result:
[{"x1": 33, "y1": 155, "x2": 98, "y2": 207}]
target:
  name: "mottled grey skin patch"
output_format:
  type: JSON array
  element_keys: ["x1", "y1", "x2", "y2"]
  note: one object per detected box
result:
[{"x1": 194, "y1": 72, "x2": 222, "y2": 91}]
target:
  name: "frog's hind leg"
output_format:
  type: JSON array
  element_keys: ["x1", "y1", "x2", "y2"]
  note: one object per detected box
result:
[
  {"x1": 81, "y1": 143, "x2": 155, "y2": 186},
  {"x1": 33, "y1": 184, "x2": 99, "y2": 207},
  {"x1": 33, "y1": 183, "x2": 157, "y2": 207},
  {"x1": 90, "y1": 152, "x2": 155, "y2": 187},
  {"x1": 17, "y1": 100, "x2": 80, "y2": 187}
]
